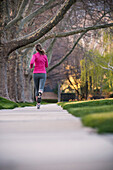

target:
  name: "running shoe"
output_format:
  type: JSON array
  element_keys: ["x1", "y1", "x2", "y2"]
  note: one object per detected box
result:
[{"x1": 37, "y1": 103, "x2": 40, "y2": 109}]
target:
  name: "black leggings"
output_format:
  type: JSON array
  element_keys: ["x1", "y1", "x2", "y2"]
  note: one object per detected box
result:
[{"x1": 33, "y1": 73, "x2": 46, "y2": 96}]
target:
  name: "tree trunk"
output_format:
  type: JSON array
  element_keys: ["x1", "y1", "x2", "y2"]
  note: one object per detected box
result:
[
  {"x1": 24, "y1": 74, "x2": 33, "y2": 102},
  {"x1": 89, "y1": 76, "x2": 92, "y2": 91},
  {"x1": 75, "y1": 89, "x2": 80, "y2": 101},
  {"x1": 0, "y1": 57, "x2": 9, "y2": 99},
  {"x1": 17, "y1": 56, "x2": 25, "y2": 102},
  {"x1": 85, "y1": 80, "x2": 88, "y2": 100},
  {"x1": 58, "y1": 82, "x2": 61, "y2": 102},
  {"x1": 7, "y1": 54, "x2": 18, "y2": 101}
]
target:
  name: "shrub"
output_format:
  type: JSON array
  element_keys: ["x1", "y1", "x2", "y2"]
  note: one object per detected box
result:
[
  {"x1": 42, "y1": 99, "x2": 58, "y2": 103},
  {"x1": 109, "y1": 94, "x2": 113, "y2": 98}
]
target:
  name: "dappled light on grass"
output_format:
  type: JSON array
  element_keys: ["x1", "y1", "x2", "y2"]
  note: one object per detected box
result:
[{"x1": 63, "y1": 98, "x2": 113, "y2": 110}]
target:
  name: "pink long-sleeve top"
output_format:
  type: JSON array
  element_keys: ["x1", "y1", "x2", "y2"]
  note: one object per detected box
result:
[{"x1": 30, "y1": 52, "x2": 48, "y2": 73}]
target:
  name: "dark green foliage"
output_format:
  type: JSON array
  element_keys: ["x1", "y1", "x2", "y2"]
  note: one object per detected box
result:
[
  {"x1": 109, "y1": 93, "x2": 113, "y2": 98},
  {"x1": 42, "y1": 99, "x2": 58, "y2": 103}
]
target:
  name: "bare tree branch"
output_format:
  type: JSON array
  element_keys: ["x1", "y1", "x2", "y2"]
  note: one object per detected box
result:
[
  {"x1": 24, "y1": 0, "x2": 35, "y2": 16},
  {"x1": 5, "y1": 0, "x2": 10, "y2": 22},
  {"x1": 42, "y1": 22, "x2": 113, "y2": 41},
  {"x1": 108, "y1": 63, "x2": 113, "y2": 70},
  {"x1": 19, "y1": 0, "x2": 56, "y2": 30},
  {"x1": 46, "y1": 38, "x2": 56, "y2": 64},
  {"x1": 4, "y1": 0, "x2": 28, "y2": 30},
  {"x1": 47, "y1": 31, "x2": 87, "y2": 73},
  {"x1": 79, "y1": 44, "x2": 113, "y2": 72},
  {"x1": 20, "y1": 10, "x2": 111, "y2": 49},
  {"x1": 6, "y1": 0, "x2": 76, "y2": 55},
  {"x1": 17, "y1": 22, "x2": 113, "y2": 50},
  {"x1": 91, "y1": 56, "x2": 113, "y2": 71},
  {"x1": 98, "y1": 64, "x2": 113, "y2": 71}
]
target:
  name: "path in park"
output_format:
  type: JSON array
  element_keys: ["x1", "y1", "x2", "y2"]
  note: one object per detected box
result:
[{"x1": 0, "y1": 104, "x2": 113, "y2": 170}]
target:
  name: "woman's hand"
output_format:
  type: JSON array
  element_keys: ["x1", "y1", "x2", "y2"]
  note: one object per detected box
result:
[{"x1": 30, "y1": 64, "x2": 33, "y2": 69}]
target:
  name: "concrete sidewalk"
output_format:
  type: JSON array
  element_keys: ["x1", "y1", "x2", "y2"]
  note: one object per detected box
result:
[{"x1": 0, "y1": 104, "x2": 113, "y2": 170}]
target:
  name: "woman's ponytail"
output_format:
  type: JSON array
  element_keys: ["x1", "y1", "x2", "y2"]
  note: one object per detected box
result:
[{"x1": 35, "y1": 43, "x2": 45, "y2": 55}]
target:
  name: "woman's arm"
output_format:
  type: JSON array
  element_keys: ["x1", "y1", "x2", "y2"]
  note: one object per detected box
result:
[
  {"x1": 45, "y1": 55, "x2": 48, "y2": 68},
  {"x1": 30, "y1": 54, "x2": 35, "y2": 68}
]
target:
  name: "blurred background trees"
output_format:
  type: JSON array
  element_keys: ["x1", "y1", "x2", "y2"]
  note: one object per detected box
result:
[{"x1": 0, "y1": 0, "x2": 113, "y2": 102}]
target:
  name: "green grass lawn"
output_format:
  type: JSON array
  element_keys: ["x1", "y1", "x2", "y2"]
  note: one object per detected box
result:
[
  {"x1": 62, "y1": 98, "x2": 113, "y2": 110},
  {"x1": 58, "y1": 101, "x2": 75, "y2": 107},
  {"x1": 82, "y1": 112, "x2": 113, "y2": 133},
  {"x1": 18, "y1": 101, "x2": 48, "y2": 107},
  {"x1": 67, "y1": 105, "x2": 113, "y2": 117},
  {"x1": 0, "y1": 97, "x2": 19, "y2": 109},
  {"x1": 59, "y1": 98, "x2": 113, "y2": 133},
  {"x1": 0, "y1": 96, "x2": 48, "y2": 109},
  {"x1": 17, "y1": 102, "x2": 37, "y2": 107}
]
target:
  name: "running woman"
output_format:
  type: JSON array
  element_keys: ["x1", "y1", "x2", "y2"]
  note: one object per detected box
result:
[{"x1": 30, "y1": 43, "x2": 48, "y2": 109}]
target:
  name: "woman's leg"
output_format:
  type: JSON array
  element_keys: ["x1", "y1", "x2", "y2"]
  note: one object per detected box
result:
[
  {"x1": 39, "y1": 73, "x2": 46, "y2": 93},
  {"x1": 33, "y1": 74, "x2": 39, "y2": 102},
  {"x1": 37, "y1": 73, "x2": 46, "y2": 104}
]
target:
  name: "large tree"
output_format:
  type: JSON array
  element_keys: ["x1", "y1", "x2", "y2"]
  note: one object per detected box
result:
[{"x1": 0, "y1": 0, "x2": 76, "y2": 99}]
